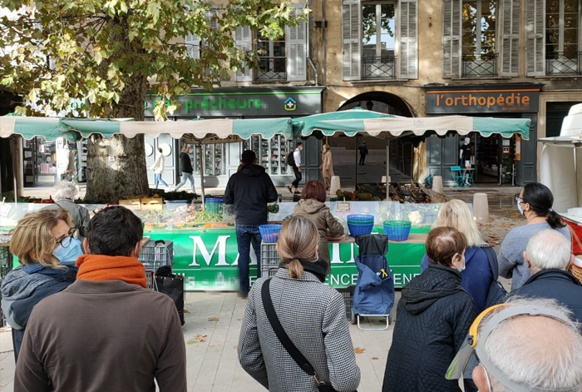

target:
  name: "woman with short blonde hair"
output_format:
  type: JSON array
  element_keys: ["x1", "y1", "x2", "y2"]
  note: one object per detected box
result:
[
  {"x1": 1, "y1": 209, "x2": 78, "y2": 361},
  {"x1": 238, "y1": 216, "x2": 360, "y2": 391},
  {"x1": 421, "y1": 199, "x2": 494, "y2": 314}
]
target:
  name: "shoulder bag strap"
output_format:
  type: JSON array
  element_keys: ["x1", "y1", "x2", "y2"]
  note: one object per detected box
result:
[
  {"x1": 261, "y1": 279, "x2": 316, "y2": 377},
  {"x1": 482, "y1": 246, "x2": 498, "y2": 280}
]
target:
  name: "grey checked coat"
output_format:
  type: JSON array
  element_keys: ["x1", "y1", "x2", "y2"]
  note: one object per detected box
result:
[{"x1": 238, "y1": 269, "x2": 361, "y2": 392}]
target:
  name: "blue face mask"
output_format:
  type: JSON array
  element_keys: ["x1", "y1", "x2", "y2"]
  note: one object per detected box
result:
[
  {"x1": 517, "y1": 200, "x2": 524, "y2": 216},
  {"x1": 53, "y1": 237, "x2": 84, "y2": 266}
]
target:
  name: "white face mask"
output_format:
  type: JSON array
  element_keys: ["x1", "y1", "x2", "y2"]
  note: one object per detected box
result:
[{"x1": 455, "y1": 254, "x2": 466, "y2": 272}]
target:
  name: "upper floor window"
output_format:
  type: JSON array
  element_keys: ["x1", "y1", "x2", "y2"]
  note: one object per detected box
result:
[
  {"x1": 462, "y1": 0, "x2": 497, "y2": 77},
  {"x1": 444, "y1": 0, "x2": 520, "y2": 78},
  {"x1": 234, "y1": 4, "x2": 307, "y2": 83},
  {"x1": 527, "y1": 0, "x2": 581, "y2": 76},
  {"x1": 342, "y1": 0, "x2": 418, "y2": 81}
]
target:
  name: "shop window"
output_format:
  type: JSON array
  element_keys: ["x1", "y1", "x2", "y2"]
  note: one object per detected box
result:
[
  {"x1": 526, "y1": 0, "x2": 581, "y2": 76},
  {"x1": 342, "y1": 0, "x2": 417, "y2": 81},
  {"x1": 242, "y1": 135, "x2": 291, "y2": 176}
]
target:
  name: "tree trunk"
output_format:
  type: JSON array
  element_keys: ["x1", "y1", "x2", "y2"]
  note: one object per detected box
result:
[{"x1": 84, "y1": 74, "x2": 149, "y2": 203}]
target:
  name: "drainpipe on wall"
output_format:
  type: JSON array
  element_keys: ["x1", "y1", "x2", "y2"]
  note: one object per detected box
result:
[{"x1": 308, "y1": 58, "x2": 318, "y2": 86}]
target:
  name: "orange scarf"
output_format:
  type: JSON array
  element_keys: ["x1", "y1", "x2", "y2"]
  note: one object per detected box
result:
[{"x1": 76, "y1": 254, "x2": 147, "y2": 288}]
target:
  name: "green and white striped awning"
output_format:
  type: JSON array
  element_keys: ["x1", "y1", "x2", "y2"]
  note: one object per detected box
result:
[{"x1": 1, "y1": 116, "x2": 294, "y2": 142}]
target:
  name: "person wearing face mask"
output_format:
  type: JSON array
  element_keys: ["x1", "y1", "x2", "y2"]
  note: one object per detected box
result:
[
  {"x1": 420, "y1": 200, "x2": 495, "y2": 314},
  {"x1": 1, "y1": 209, "x2": 78, "y2": 361},
  {"x1": 498, "y1": 182, "x2": 570, "y2": 291},
  {"x1": 382, "y1": 226, "x2": 476, "y2": 392}
]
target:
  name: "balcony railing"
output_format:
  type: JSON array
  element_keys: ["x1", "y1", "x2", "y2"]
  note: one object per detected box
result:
[
  {"x1": 362, "y1": 56, "x2": 396, "y2": 80},
  {"x1": 255, "y1": 56, "x2": 287, "y2": 82},
  {"x1": 546, "y1": 52, "x2": 581, "y2": 76},
  {"x1": 462, "y1": 54, "x2": 498, "y2": 77}
]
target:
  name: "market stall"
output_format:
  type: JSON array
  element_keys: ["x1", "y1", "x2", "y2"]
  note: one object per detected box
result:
[
  {"x1": 539, "y1": 103, "x2": 582, "y2": 250},
  {"x1": 291, "y1": 108, "x2": 532, "y2": 186},
  {"x1": 0, "y1": 200, "x2": 440, "y2": 290}
]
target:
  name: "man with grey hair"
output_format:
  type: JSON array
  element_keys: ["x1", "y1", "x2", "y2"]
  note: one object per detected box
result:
[
  {"x1": 512, "y1": 229, "x2": 582, "y2": 328},
  {"x1": 43, "y1": 181, "x2": 90, "y2": 242},
  {"x1": 446, "y1": 297, "x2": 582, "y2": 392}
]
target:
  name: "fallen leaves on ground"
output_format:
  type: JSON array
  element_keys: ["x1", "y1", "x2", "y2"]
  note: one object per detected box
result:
[
  {"x1": 208, "y1": 316, "x2": 220, "y2": 321},
  {"x1": 372, "y1": 357, "x2": 379, "y2": 360},
  {"x1": 187, "y1": 334, "x2": 207, "y2": 344},
  {"x1": 354, "y1": 347, "x2": 366, "y2": 354},
  {"x1": 233, "y1": 344, "x2": 238, "y2": 349}
]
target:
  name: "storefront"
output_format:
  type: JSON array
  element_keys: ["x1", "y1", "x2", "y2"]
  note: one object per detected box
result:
[
  {"x1": 143, "y1": 87, "x2": 324, "y2": 188},
  {"x1": 21, "y1": 137, "x2": 81, "y2": 187},
  {"x1": 424, "y1": 84, "x2": 541, "y2": 186}
]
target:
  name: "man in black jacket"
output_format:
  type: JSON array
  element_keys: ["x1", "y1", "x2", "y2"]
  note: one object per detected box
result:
[
  {"x1": 512, "y1": 229, "x2": 582, "y2": 329},
  {"x1": 171, "y1": 145, "x2": 195, "y2": 193},
  {"x1": 224, "y1": 150, "x2": 278, "y2": 298}
]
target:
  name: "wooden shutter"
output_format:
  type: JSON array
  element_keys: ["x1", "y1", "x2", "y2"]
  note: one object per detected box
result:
[
  {"x1": 342, "y1": 0, "x2": 361, "y2": 80},
  {"x1": 442, "y1": 0, "x2": 461, "y2": 78},
  {"x1": 288, "y1": 4, "x2": 307, "y2": 81},
  {"x1": 500, "y1": 0, "x2": 521, "y2": 76},
  {"x1": 235, "y1": 26, "x2": 252, "y2": 82},
  {"x1": 398, "y1": 0, "x2": 418, "y2": 79},
  {"x1": 525, "y1": 0, "x2": 545, "y2": 76}
]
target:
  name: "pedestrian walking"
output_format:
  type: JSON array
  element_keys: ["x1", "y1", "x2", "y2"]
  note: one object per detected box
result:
[
  {"x1": 238, "y1": 216, "x2": 361, "y2": 391},
  {"x1": 171, "y1": 145, "x2": 195, "y2": 193},
  {"x1": 224, "y1": 150, "x2": 278, "y2": 298},
  {"x1": 1, "y1": 209, "x2": 79, "y2": 361},
  {"x1": 358, "y1": 141, "x2": 368, "y2": 165},
  {"x1": 287, "y1": 141, "x2": 303, "y2": 194},
  {"x1": 13, "y1": 206, "x2": 187, "y2": 392},
  {"x1": 320, "y1": 144, "x2": 334, "y2": 190},
  {"x1": 150, "y1": 147, "x2": 169, "y2": 189}
]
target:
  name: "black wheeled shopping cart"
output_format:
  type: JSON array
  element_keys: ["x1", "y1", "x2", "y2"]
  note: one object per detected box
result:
[{"x1": 351, "y1": 234, "x2": 395, "y2": 330}]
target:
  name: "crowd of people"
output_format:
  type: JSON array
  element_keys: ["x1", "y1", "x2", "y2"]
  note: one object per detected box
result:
[{"x1": 2, "y1": 140, "x2": 582, "y2": 391}]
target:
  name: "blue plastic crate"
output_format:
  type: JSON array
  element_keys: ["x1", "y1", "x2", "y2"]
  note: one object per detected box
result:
[{"x1": 259, "y1": 224, "x2": 282, "y2": 243}]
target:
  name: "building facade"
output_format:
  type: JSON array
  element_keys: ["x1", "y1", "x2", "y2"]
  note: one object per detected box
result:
[{"x1": 303, "y1": 0, "x2": 582, "y2": 185}]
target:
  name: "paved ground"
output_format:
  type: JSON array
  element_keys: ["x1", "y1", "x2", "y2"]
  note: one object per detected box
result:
[{"x1": 0, "y1": 179, "x2": 521, "y2": 391}]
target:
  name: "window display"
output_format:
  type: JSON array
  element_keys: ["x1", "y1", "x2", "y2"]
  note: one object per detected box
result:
[{"x1": 243, "y1": 135, "x2": 290, "y2": 176}]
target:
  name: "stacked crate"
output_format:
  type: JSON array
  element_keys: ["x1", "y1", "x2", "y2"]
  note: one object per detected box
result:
[{"x1": 260, "y1": 242, "x2": 280, "y2": 278}]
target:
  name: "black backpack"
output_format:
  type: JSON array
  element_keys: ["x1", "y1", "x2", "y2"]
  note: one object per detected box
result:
[
  {"x1": 482, "y1": 246, "x2": 508, "y2": 307},
  {"x1": 286, "y1": 150, "x2": 295, "y2": 167}
]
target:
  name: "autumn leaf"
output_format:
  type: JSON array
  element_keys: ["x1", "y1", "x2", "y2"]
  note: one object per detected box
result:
[
  {"x1": 187, "y1": 334, "x2": 207, "y2": 344},
  {"x1": 354, "y1": 347, "x2": 366, "y2": 354},
  {"x1": 372, "y1": 357, "x2": 379, "y2": 360},
  {"x1": 208, "y1": 316, "x2": 220, "y2": 322}
]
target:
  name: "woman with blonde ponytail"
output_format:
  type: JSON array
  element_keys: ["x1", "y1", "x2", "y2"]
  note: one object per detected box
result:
[{"x1": 238, "y1": 216, "x2": 361, "y2": 392}]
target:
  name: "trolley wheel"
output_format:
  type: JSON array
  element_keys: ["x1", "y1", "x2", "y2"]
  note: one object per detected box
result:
[{"x1": 350, "y1": 309, "x2": 357, "y2": 325}]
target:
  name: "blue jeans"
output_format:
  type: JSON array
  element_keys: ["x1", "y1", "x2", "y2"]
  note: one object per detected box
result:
[
  {"x1": 154, "y1": 173, "x2": 168, "y2": 188},
  {"x1": 235, "y1": 224, "x2": 262, "y2": 295},
  {"x1": 174, "y1": 172, "x2": 195, "y2": 193}
]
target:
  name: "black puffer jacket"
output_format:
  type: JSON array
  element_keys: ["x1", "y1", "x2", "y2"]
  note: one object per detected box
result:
[
  {"x1": 223, "y1": 164, "x2": 278, "y2": 225},
  {"x1": 382, "y1": 264, "x2": 476, "y2": 392}
]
